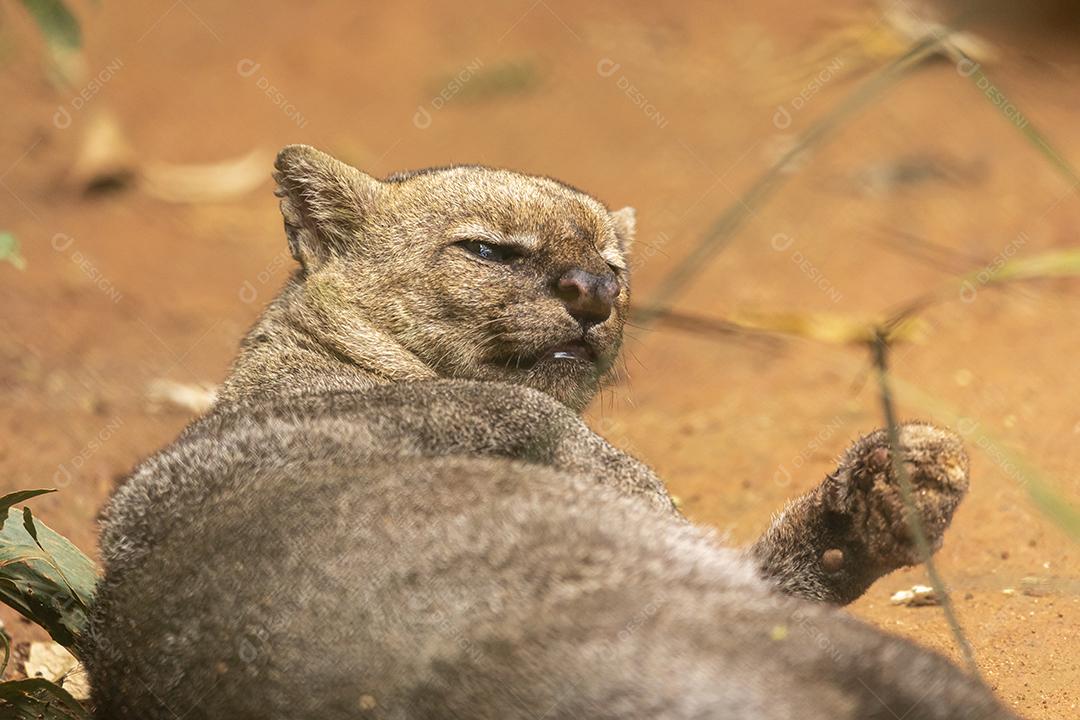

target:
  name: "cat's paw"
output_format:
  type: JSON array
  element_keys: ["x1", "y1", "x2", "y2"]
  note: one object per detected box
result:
[{"x1": 822, "y1": 422, "x2": 969, "y2": 574}]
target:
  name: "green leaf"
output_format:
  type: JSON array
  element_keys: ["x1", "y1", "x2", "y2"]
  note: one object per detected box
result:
[
  {"x1": 18, "y1": 0, "x2": 82, "y2": 51},
  {"x1": 0, "y1": 678, "x2": 89, "y2": 719},
  {"x1": 0, "y1": 632, "x2": 10, "y2": 678},
  {"x1": 0, "y1": 490, "x2": 55, "y2": 531},
  {"x1": 18, "y1": 507, "x2": 86, "y2": 614},
  {"x1": 0, "y1": 233, "x2": 27, "y2": 271},
  {"x1": 0, "y1": 499, "x2": 98, "y2": 651}
]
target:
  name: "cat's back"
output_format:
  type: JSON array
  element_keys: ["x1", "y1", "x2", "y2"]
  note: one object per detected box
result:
[
  {"x1": 85, "y1": 389, "x2": 1011, "y2": 720},
  {"x1": 98, "y1": 381, "x2": 571, "y2": 558},
  {"x1": 88, "y1": 448, "x2": 1001, "y2": 720},
  {"x1": 86, "y1": 379, "x2": 769, "y2": 719},
  {"x1": 87, "y1": 425, "x2": 768, "y2": 719},
  {"x1": 97, "y1": 378, "x2": 673, "y2": 581}
]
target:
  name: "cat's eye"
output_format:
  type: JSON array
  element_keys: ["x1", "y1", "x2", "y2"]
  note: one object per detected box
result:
[{"x1": 456, "y1": 239, "x2": 520, "y2": 264}]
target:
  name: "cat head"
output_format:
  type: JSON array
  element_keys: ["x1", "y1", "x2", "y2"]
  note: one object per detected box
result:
[{"x1": 272, "y1": 144, "x2": 636, "y2": 411}]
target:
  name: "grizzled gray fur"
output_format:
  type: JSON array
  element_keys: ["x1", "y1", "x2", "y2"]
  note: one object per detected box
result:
[{"x1": 84, "y1": 146, "x2": 1018, "y2": 720}]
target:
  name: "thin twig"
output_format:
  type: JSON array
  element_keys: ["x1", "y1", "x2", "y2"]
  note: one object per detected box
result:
[
  {"x1": 870, "y1": 330, "x2": 982, "y2": 679},
  {"x1": 630, "y1": 307, "x2": 784, "y2": 350}
]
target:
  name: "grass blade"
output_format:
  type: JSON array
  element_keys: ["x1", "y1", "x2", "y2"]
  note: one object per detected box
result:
[
  {"x1": 0, "y1": 678, "x2": 89, "y2": 719},
  {"x1": 637, "y1": 34, "x2": 944, "y2": 324},
  {"x1": 871, "y1": 335, "x2": 982, "y2": 678},
  {"x1": 0, "y1": 233, "x2": 27, "y2": 271},
  {"x1": 18, "y1": 0, "x2": 81, "y2": 51}
]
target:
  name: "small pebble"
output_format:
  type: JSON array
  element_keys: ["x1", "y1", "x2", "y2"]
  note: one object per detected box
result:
[{"x1": 890, "y1": 585, "x2": 938, "y2": 607}]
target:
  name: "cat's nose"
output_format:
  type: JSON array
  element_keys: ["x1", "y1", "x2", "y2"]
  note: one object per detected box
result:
[{"x1": 556, "y1": 268, "x2": 617, "y2": 326}]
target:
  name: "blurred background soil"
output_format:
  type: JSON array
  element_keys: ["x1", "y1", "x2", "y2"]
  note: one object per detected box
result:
[{"x1": 1, "y1": 1, "x2": 1078, "y2": 716}]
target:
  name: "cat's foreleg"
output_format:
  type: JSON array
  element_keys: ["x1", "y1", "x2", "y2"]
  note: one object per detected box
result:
[{"x1": 746, "y1": 423, "x2": 969, "y2": 605}]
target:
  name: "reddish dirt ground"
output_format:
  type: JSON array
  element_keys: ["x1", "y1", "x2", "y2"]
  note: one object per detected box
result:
[{"x1": 1, "y1": 1, "x2": 1078, "y2": 717}]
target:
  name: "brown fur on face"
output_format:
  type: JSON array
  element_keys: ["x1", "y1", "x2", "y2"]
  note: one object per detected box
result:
[{"x1": 268, "y1": 145, "x2": 636, "y2": 411}]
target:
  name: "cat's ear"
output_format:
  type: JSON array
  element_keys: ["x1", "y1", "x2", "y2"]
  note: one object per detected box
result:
[
  {"x1": 609, "y1": 206, "x2": 636, "y2": 257},
  {"x1": 273, "y1": 145, "x2": 382, "y2": 271}
]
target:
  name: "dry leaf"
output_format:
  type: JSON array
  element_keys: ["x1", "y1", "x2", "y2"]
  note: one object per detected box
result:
[
  {"x1": 889, "y1": 584, "x2": 939, "y2": 607},
  {"x1": 146, "y1": 379, "x2": 218, "y2": 414},
  {"x1": 140, "y1": 149, "x2": 270, "y2": 204},
  {"x1": 67, "y1": 110, "x2": 136, "y2": 193},
  {"x1": 24, "y1": 643, "x2": 90, "y2": 701},
  {"x1": 65, "y1": 112, "x2": 268, "y2": 203},
  {"x1": 730, "y1": 310, "x2": 928, "y2": 346},
  {"x1": 882, "y1": 3, "x2": 999, "y2": 64}
]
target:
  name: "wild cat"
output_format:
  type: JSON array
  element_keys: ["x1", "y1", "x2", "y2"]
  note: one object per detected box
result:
[{"x1": 84, "y1": 146, "x2": 1016, "y2": 719}]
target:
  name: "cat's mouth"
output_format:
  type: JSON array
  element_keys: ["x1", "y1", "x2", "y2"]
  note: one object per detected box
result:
[
  {"x1": 513, "y1": 339, "x2": 598, "y2": 369},
  {"x1": 546, "y1": 340, "x2": 596, "y2": 363}
]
